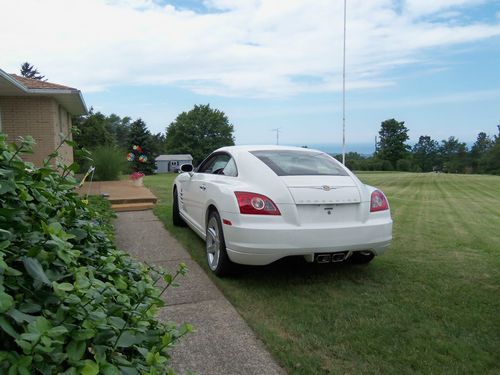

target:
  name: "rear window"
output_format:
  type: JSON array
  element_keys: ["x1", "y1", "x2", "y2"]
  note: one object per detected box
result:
[{"x1": 250, "y1": 150, "x2": 348, "y2": 176}]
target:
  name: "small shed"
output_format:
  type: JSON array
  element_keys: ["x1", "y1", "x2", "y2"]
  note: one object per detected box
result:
[{"x1": 155, "y1": 154, "x2": 193, "y2": 173}]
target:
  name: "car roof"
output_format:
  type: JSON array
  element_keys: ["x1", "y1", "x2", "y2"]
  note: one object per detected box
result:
[{"x1": 217, "y1": 145, "x2": 324, "y2": 155}]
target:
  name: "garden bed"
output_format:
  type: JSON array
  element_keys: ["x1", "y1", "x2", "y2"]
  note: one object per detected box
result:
[{"x1": 0, "y1": 134, "x2": 187, "y2": 374}]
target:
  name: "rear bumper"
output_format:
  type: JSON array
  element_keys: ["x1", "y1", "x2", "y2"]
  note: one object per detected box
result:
[{"x1": 223, "y1": 217, "x2": 392, "y2": 265}]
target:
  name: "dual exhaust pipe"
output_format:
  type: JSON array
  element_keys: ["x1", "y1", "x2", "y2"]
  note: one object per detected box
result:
[{"x1": 316, "y1": 251, "x2": 350, "y2": 264}]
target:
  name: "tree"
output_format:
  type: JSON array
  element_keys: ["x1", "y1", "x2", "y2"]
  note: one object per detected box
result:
[
  {"x1": 439, "y1": 137, "x2": 469, "y2": 173},
  {"x1": 483, "y1": 125, "x2": 500, "y2": 175},
  {"x1": 127, "y1": 119, "x2": 157, "y2": 174},
  {"x1": 165, "y1": 104, "x2": 235, "y2": 165},
  {"x1": 104, "y1": 113, "x2": 132, "y2": 150},
  {"x1": 20, "y1": 62, "x2": 45, "y2": 80},
  {"x1": 470, "y1": 132, "x2": 493, "y2": 173},
  {"x1": 73, "y1": 109, "x2": 115, "y2": 150},
  {"x1": 334, "y1": 152, "x2": 367, "y2": 171},
  {"x1": 412, "y1": 135, "x2": 440, "y2": 172},
  {"x1": 72, "y1": 109, "x2": 116, "y2": 172},
  {"x1": 150, "y1": 133, "x2": 167, "y2": 155},
  {"x1": 376, "y1": 119, "x2": 410, "y2": 169},
  {"x1": 72, "y1": 110, "x2": 166, "y2": 174}
]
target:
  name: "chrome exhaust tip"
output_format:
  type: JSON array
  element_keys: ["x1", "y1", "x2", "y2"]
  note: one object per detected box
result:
[
  {"x1": 316, "y1": 251, "x2": 350, "y2": 264},
  {"x1": 316, "y1": 254, "x2": 332, "y2": 263},
  {"x1": 331, "y1": 252, "x2": 349, "y2": 263}
]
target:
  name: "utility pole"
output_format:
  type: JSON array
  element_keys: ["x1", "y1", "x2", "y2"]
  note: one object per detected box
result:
[
  {"x1": 272, "y1": 128, "x2": 280, "y2": 145},
  {"x1": 342, "y1": 0, "x2": 347, "y2": 165}
]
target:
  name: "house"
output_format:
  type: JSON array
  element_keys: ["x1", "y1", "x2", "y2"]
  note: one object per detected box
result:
[
  {"x1": 155, "y1": 154, "x2": 193, "y2": 173},
  {"x1": 0, "y1": 68, "x2": 87, "y2": 166}
]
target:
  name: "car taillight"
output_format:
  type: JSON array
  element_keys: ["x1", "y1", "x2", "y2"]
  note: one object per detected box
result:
[
  {"x1": 370, "y1": 190, "x2": 389, "y2": 212},
  {"x1": 234, "y1": 192, "x2": 281, "y2": 215}
]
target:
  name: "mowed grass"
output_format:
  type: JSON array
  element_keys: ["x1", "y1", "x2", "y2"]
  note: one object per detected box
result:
[{"x1": 144, "y1": 172, "x2": 500, "y2": 375}]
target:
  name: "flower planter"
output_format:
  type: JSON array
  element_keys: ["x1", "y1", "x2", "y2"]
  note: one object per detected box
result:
[{"x1": 132, "y1": 177, "x2": 143, "y2": 187}]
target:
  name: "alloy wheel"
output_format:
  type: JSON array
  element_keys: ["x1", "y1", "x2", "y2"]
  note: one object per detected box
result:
[{"x1": 206, "y1": 217, "x2": 220, "y2": 270}]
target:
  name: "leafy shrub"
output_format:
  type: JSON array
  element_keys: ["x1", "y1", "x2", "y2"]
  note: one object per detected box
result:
[
  {"x1": 396, "y1": 158, "x2": 412, "y2": 171},
  {"x1": 380, "y1": 160, "x2": 394, "y2": 171},
  {"x1": 91, "y1": 146, "x2": 127, "y2": 181},
  {"x1": 0, "y1": 134, "x2": 189, "y2": 374}
]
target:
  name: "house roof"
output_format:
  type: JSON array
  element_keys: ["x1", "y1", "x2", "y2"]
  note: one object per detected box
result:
[
  {"x1": 10, "y1": 74, "x2": 78, "y2": 91},
  {"x1": 156, "y1": 154, "x2": 193, "y2": 161},
  {"x1": 0, "y1": 68, "x2": 87, "y2": 115}
]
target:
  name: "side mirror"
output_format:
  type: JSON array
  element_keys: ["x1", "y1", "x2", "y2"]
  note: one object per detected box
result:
[{"x1": 180, "y1": 163, "x2": 194, "y2": 173}]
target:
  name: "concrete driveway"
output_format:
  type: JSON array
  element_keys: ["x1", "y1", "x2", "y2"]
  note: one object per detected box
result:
[{"x1": 114, "y1": 210, "x2": 285, "y2": 375}]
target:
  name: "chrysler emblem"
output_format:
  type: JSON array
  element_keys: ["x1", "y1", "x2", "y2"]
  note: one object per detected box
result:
[{"x1": 322, "y1": 185, "x2": 332, "y2": 191}]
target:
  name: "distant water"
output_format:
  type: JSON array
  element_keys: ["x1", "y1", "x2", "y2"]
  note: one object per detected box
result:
[{"x1": 288, "y1": 143, "x2": 375, "y2": 156}]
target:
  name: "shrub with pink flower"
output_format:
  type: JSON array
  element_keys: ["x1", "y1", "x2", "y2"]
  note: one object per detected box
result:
[{"x1": 130, "y1": 171, "x2": 145, "y2": 181}]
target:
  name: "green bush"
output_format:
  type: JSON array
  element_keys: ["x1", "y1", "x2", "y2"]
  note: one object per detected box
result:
[
  {"x1": 396, "y1": 158, "x2": 412, "y2": 171},
  {"x1": 0, "y1": 134, "x2": 189, "y2": 374},
  {"x1": 380, "y1": 160, "x2": 394, "y2": 171},
  {"x1": 91, "y1": 146, "x2": 127, "y2": 181}
]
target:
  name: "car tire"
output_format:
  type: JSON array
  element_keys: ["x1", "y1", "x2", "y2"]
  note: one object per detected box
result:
[
  {"x1": 206, "y1": 210, "x2": 232, "y2": 276},
  {"x1": 172, "y1": 188, "x2": 186, "y2": 227},
  {"x1": 350, "y1": 251, "x2": 375, "y2": 264}
]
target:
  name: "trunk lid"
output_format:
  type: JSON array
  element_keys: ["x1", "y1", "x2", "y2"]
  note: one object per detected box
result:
[{"x1": 280, "y1": 176, "x2": 361, "y2": 205}]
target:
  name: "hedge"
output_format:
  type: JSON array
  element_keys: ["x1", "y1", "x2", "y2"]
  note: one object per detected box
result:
[{"x1": 0, "y1": 133, "x2": 189, "y2": 374}]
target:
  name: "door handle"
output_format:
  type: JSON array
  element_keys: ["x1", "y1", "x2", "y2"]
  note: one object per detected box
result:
[{"x1": 199, "y1": 185, "x2": 207, "y2": 191}]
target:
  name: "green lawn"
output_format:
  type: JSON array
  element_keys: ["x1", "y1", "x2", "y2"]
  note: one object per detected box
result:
[{"x1": 144, "y1": 172, "x2": 500, "y2": 375}]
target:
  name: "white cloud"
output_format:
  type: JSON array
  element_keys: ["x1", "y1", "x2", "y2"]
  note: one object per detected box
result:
[
  {"x1": 0, "y1": 0, "x2": 498, "y2": 97},
  {"x1": 352, "y1": 88, "x2": 500, "y2": 110},
  {"x1": 403, "y1": 0, "x2": 486, "y2": 17}
]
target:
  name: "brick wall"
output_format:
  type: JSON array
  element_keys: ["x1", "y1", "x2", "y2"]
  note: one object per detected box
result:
[
  {"x1": 0, "y1": 96, "x2": 74, "y2": 166},
  {"x1": 55, "y1": 105, "x2": 74, "y2": 166}
]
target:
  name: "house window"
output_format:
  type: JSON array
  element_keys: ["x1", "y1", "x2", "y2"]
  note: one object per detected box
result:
[
  {"x1": 67, "y1": 112, "x2": 71, "y2": 138},
  {"x1": 58, "y1": 105, "x2": 64, "y2": 135}
]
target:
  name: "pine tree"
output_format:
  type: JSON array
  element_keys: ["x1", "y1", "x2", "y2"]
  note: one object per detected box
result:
[
  {"x1": 127, "y1": 119, "x2": 156, "y2": 174},
  {"x1": 20, "y1": 62, "x2": 45, "y2": 80}
]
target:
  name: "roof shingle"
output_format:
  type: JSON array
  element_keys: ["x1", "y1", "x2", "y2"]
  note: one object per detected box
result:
[{"x1": 10, "y1": 74, "x2": 77, "y2": 91}]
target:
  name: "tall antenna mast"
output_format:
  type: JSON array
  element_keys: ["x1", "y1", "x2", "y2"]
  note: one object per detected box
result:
[
  {"x1": 342, "y1": 0, "x2": 347, "y2": 165},
  {"x1": 272, "y1": 128, "x2": 280, "y2": 145}
]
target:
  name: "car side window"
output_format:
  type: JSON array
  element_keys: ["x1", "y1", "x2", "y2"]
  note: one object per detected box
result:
[
  {"x1": 198, "y1": 154, "x2": 231, "y2": 174},
  {"x1": 197, "y1": 156, "x2": 217, "y2": 173},
  {"x1": 222, "y1": 158, "x2": 238, "y2": 177}
]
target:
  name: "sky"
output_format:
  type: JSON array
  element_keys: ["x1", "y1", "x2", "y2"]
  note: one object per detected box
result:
[{"x1": 1, "y1": 0, "x2": 499, "y2": 153}]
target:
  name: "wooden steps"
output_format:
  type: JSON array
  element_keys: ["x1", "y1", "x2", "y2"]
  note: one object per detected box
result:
[
  {"x1": 112, "y1": 202, "x2": 156, "y2": 212},
  {"x1": 78, "y1": 180, "x2": 158, "y2": 212},
  {"x1": 108, "y1": 197, "x2": 157, "y2": 205}
]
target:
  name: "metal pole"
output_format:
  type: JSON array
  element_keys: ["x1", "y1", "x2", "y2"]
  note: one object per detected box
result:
[
  {"x1": 272, "y1": 128, "x2": 280, "y2": 145},
  {"x1": 342, "y1": 0, "x2": 347, "y2": 165}
]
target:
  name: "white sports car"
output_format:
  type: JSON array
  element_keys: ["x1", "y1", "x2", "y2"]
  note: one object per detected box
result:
[{"x1": 173, "y1": 145, "x2": 392, "y2": 276}]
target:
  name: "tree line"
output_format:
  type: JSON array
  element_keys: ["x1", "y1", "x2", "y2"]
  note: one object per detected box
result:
[
  {"x1": 72, "y1": 104, "x2": 235, "y2": 175},
  {"x1": 338, "y1": 119, "x2": 500, "y2": 175},
  {"x1": 20, "y1": 63, "x2": 236, "y2": 171},
  {"x1": 21, "y1": 63, "x2": 498, "y2": 176},
  {"x1": 72, "y1": 109, "x2": 165, "y2": 174}
]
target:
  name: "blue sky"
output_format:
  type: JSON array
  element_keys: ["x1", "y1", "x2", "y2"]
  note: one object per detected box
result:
[{"x1": 1, "y1": 0, "x2": 499, "y2": 153}]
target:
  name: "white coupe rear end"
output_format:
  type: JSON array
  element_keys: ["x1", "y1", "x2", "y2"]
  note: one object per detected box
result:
[{"x1": 173, "y1": 146, "x2": 392, "y2": 275}]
